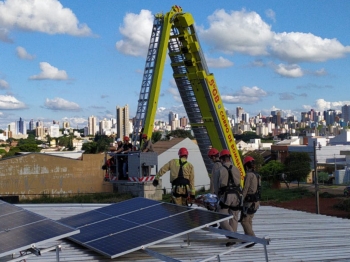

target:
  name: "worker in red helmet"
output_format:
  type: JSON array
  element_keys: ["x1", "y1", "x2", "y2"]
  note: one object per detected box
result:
[
  {"x1": 153, "y1": 147, "x2": 195, "y2": 206},
  {"x1": 217, "y1": 149, "x2": 242, "y2": 247},
  {"x1": 141, "y1": 134, "x2": 153, "y2": 153},
  {"x1": 207, "y1": 148, "x2": 221, "y2": 195},
  {"x1": 240, "y1": 155, "x2": 261, "y2": 248}
]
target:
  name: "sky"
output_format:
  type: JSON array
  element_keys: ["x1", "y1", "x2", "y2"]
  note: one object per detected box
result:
[{"x1": 0, "y1": 0, "x2": 350, "y2": 130}]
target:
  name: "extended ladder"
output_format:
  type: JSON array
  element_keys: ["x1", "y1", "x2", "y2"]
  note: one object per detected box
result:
[{"x1": 132, "y1": 6, "x2": 245, "y2": 181}]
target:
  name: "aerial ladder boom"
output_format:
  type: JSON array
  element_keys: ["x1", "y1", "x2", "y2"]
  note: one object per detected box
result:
[{"x1": 133, "y1": 6, "x2": 245, "y2": 185}]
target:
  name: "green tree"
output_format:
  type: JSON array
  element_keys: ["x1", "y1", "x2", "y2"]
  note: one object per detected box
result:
[
  {"x1": 259, "y1": 160, "x2": 285, "y2": 187},
  {"x1": 166, "y1": 129, "x2": 194, "y2": 140},
  {"x1": 284, "y1": 152, "x2": 311, "y2": 187},
  {"x1": 82, "y1": 141, "x2": 98, "y2": 154},
  {"x1": 82, "y1": 135, "x2": 113, "y2": 154},
  {"x1": 152, "y1": 131, "x2": 162, "y2": 143},
  {"x1": 318, "y1": 172, "x2": 329, "y2": 184}
]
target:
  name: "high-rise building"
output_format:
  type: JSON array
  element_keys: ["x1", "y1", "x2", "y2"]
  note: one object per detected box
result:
[
  {"x1": 168, "y1": 111, "x2": 175, "y2": 125},
  {"x1": 342, "y1": 104, "x2": 350, "y2": 123},
  {"x1": 236, "y1": 107, "x2": 244, "y2": 122},
  {"x1": 88, "y1": 115, "x2": 97, "y2": 136},
  {"x1": 116, "y1": 104, "x2": 130, "y2": 139},
  {"x1": 180, "y1": 116, "x2": 188, "y2": 127},
  {"x1": 325, "y1": 109, "x2": 336, "y2": 125},
  {"x1": 36, "y1": 126, "x2": 45, "y2": 138},
  {"x1": 17, "y1": 117, "x2": 26, "y2": 135},
  {"x1": 29, "y1": 119, "x2": 35, "y2": 131}
]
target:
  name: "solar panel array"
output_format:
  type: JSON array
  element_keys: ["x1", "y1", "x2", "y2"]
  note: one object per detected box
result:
[
  {"x1": 0, "y1": 199, "x2": 80, "y2": 258},
  {"x1": 59, "y1": 197, "x2": 231, "y2": 259}
]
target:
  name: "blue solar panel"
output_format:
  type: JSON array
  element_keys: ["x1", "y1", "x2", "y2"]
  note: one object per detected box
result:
[
  {"x1": 0, "y1": 210, "x2": 44, "y2": 232},
  {"x1": 59, "y1": 210, "x2": 112, "y2": 228},
  {"x1": 98, "y1": 197, "x2": 161, "y2": 217},
  {"x1": 86, "y1": 225, "x2": 173, "y2": 258},
  {"x1": 60, "y1": 197, "x2": 231, "y2": 259},
  {"x1": 73, "y1": 218, "x2": 138, "y2": 243},
  {"x1": 0, "y1": 200, "x2": 80, "y2": 258},
  {"x1": 118, "y1": 203, "x2": 188, "y2": 224},
  {"x1": 0, "y1": 201, "x2": 22, "y2": 216}
]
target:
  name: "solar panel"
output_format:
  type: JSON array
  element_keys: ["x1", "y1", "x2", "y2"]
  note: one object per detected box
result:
[
  {"x1": 0, "y1": 200, "x2": 80, "y2": 258},
  {"x1": 59, "y1": 197, "x2": 231, "y2": 259}
]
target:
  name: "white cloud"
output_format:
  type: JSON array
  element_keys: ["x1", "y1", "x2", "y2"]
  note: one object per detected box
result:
[
  {"x1": 274, "y1": 63, "x2": 303, "y2": 78},
  {"x1": 199, "y1": 9, "x2": 274, "y2": 56},
  {"x1": 44, "y1": 97, "x2": 80, "y2": 111},
  {"x1": 0, "y1": 95, "x2": 26, "y2": 109},
  {"x1": 0, "y1": 79, "x2": 9, "y2": 89},
  {"x1": 222, "y1": 86, "x2": 267, "y2": 104},
  {"x1": 265, "y1": 9, "x2": 276, "y2": 22},
  {"x1": 271, "y1": 32, "x2": 350, "y2": 63},
  {"x1": 197, "y1": 9, "x2": 350, "y2": 64},
  {"x1": 206, "y1": 56, "x2": 233, "y2": 68},
  {"x1": 16, "y1": 46, "x2": 35, "y2": 60},
  {"x1": 30, "y1": 62, "x2": 68, "y2": 80},
  {"x1": 0, "y1": 0, "x2": 92, "y2": 40},
  {"x1": 116, "y1": 9, "x2": 153, "y2": 57}
]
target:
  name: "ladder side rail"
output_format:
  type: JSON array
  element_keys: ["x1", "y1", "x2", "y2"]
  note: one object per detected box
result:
[
  {"x1": 171, "y1": 13, "x2": 245, "y2": 183},
  {"x1": 132, "y1": 17, "x2": 163, "y2": 146}
]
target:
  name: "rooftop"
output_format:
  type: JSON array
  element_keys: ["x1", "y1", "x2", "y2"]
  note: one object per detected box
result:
[{"x1": 4, "y1": 202, "x2": 349, "y2": 262}]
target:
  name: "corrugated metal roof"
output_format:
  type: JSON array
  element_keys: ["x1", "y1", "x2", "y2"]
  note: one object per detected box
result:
[
  {"x1": 3, "y1": 203, "x2": 349, "y2": 262},
  {"x1": 152, "y1": 138, "x2": 186, "y2": 156}
]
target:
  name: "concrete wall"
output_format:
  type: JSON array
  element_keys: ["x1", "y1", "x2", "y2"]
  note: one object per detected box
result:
[{"x1": 0, "y1": 153, "x2": 113, "y2": 199}]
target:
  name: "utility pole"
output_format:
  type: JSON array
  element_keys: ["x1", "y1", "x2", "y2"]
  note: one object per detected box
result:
[{"x1": 313, "y1": 141, "x2": 320, "y2": 214}]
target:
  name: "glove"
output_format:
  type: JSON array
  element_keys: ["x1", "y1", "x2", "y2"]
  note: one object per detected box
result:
[{"x1": 152, "y1": 179, "x2": 159, "y2": 187}]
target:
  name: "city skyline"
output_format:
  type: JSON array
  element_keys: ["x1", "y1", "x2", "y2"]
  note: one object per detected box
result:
[{"x1": 1, "y1": 1, "x2": 349, "y2": 130}]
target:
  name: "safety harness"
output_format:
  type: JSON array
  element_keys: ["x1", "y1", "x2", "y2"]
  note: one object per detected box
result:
[
  {"x1": 172, "y1": 160, "x2": 190, "y2": 198},
  {"x1": 219, "y1": 165, "x2": 242, "y2": 211},
  {"x1": 245, "y1": 172, "x2": 261, "y2": 203}
]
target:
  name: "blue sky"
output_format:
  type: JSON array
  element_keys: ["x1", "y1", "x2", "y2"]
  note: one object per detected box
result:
[{"x1": 0, "y1": 0, "x2": 349, "y2": 130}]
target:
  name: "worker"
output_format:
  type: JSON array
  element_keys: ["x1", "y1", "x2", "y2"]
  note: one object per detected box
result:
[
  {"x1": 141, "y1": 134, "x2": 154, "y2": 176},
  {"x1": 141, "y1": 134, "x2": 153, "y2": 152},
  {"x1": 216, "y1": 149, "x2": 242, "y2": 247},
  {"x1": 117, "y1": 136, "x2": 132, "y2": 180},
  {"x1": 240, "y1": 156, "x2": 261, "y2": 248},
  {"x1": 152, "y1": 147, "x2": 195, "y2": 206},
  {"x1": 207, "y1": 148, "x2": 221, "y2": 195}
]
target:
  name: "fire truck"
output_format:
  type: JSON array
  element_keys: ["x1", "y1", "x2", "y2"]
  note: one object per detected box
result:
[{"x1": 108, "y1": 5, "x2": 245, "y2": 186}]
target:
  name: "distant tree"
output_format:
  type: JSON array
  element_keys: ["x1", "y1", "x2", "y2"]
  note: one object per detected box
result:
[
  {"x1": 234, "y1": 131, "x2": 260, "y2": 143},
  {"x1": 284, "y1": 152, "x2": 311, "y2": 187},
  {"x1": 82, "y1": 135, "x2": 113, "y2": 154},
  {"x1": 18, "y1": 144, "x2": 41, "y2": 152},
  {"x1": 259, "y1": 160, "x2": 285, "y2": 187},
  {"x1": 318, "y1": 172, "x2": 329, "y2": 184},
  {"x1": 82, "y1": 141, "x2": 98, "y2": 154},
  {"x1": 3, "y1": 147, "x2": 21, "y2": 158},
  {"x1": 152, "y1": 131, "x2": 162, "y2": 143},
  {"x1": 166, "y1": 129, "x2": 193, "y2": 140}
]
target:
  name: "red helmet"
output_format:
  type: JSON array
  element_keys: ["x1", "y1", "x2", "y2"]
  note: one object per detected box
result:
[
  {"x1": 219, "y1": 149, "x2": 231, "y2": 158},
  {"x1": 142, "y1": 134, "x2": 147, "y2": 139},
  {"x1": 208, "y1": 148, "x2": 219, "y2": 157},
  {"x1": 124, "y1": 136, "x2": 129, "y2": 141},
  {"x1": 243, "y1": 156, "x2": 255, "y2": 165},
  {"x1": 178, "y1": 147, "x2": 188, "y2": 157}
]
